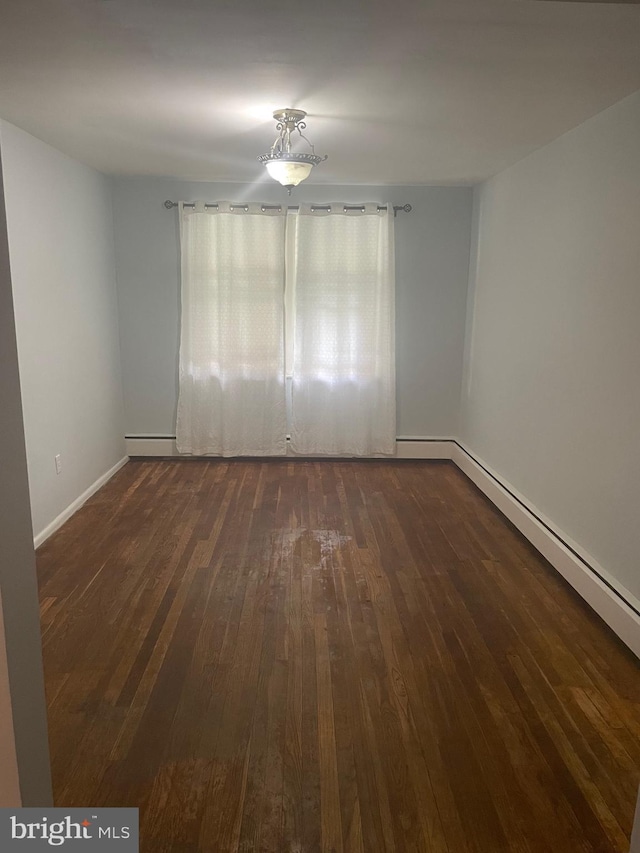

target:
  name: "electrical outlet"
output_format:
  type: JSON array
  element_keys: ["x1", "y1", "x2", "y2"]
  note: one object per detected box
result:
[{"x1": 55, "y1": 454, "x2": 62, "y2": 475}]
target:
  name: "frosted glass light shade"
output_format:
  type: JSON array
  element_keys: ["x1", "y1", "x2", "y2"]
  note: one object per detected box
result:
[{"x1": 265, "y1": 159, "x2": 313, "y2": 187}]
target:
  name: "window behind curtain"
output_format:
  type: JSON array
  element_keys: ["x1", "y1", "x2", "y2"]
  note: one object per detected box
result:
[
  {"x1": 288, "y1": 204, "x2": 396, "y2": 456},
  {"x1": 176, "y1": 201, "x2": 287, "y2": 456},
  {"x1": 176, "y1": 200, "x2": 395, "y2": 457}
]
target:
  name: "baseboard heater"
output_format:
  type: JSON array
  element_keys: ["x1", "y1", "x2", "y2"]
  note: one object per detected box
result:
[
  {"x1": 124, "y1": 435, "x2": 456, "y2": 460},
  {"x1": 451, "y1": 442, "x2": 640, "y2": 659}
]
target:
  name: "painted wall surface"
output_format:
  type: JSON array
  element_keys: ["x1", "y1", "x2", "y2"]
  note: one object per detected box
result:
[
  {"x1": 0, "y1": 594, "x2": 20, "y2": 807},
  {"x1": 0, "y1": 152, "x2": 52, "y2": 806},
  {"x1": 0, "y1": 121, "x2": 126, "y2": 540},
  {"x1": 112, "y1": 179, "x2": 473, "y2": 439},
  {"x1": 461, "y1": 91, "x2": 640, "y2": 603}
]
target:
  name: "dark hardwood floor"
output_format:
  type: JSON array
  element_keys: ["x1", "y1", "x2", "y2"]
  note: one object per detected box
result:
[{"x1": 36, "y1": 459, "x2": 640, "y2": 852}]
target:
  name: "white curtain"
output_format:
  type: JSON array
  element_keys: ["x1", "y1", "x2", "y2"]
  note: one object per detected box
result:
[
  {"x1": 176, "y1": 201, "x2": 287, "y2": 456},
  {"x1": 289, "y1": 203, "x2": 396, "y2": 456}
]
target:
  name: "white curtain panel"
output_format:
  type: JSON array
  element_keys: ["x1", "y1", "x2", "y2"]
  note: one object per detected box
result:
[
  {"x1": 289, "y1": 203, "x2": 396, "y2": 456},
  {"x1": 176, "y1": 201, "x2": 287, "y2": 456}
]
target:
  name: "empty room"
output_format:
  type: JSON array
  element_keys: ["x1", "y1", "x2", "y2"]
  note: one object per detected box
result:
[{"x1": 1, "y1": 1, "x2": 640, "y2": 851}]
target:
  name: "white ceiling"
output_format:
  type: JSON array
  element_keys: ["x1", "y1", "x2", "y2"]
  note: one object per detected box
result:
[{"x1": 1, "y1": 0, "x2": 639, "y2": 185}]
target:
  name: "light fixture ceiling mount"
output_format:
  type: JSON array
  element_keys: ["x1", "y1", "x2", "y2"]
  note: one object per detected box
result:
[{"x1": 258, "y1": 109, "x2": 327, "y2": 194}]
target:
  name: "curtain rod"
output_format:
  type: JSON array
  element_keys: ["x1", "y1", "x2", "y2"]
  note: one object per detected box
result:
[{"x1": 163, "y1": 200, "x2": 412, "y2": 216}]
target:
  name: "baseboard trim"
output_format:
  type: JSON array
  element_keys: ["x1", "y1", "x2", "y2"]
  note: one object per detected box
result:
[
  {"x1": 451, "y1": 442, "x2": 640, "y2": 659},
  {"x1": 125, "y1": 436, "x2": 457, "y2": 460},
  {"x1": 34, "y1": 456, "x2": 129, "y2": 549}
]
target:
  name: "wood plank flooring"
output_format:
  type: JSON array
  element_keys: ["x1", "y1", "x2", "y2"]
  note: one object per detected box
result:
[{"x1": 36, "y1": 459, "x2": 640, "y2": 852}]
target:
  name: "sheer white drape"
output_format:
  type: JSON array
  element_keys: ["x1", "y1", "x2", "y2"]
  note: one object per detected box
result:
[
  {"x1": 176, "y1": 201, "x2": 287, "y2": 456},
  {"x1": 289, "y1": 203, "x2": 396, "y2": 456}
]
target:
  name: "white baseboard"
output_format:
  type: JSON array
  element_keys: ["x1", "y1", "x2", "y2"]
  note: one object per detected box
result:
[
  {"x1": 33, "y1": 456, "x2": 129, "y2": 549},
  {"x1": 452, "y1": 443, "x2": 640, "y2": 659},
  {"x1": 125, "y1": 436, "x2": 457, "y2": 460}
]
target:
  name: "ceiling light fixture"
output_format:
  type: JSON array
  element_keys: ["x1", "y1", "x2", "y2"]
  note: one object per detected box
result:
[{"x1": 258, "y1": 109, "x2": 327, "y2": 194}]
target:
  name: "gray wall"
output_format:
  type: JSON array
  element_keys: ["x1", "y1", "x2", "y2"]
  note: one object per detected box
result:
[
  {"x1": 460, "y1": 90, "x2": 640, "y2": 604},
  {"x1": 112, "y1": 179, "x2": 473, "y2": 439},
  {"x1": 0, "y1": 593, "x2": 19, "y2": 806},
  {"x1": 0, "y1": 149, "x2": 52, "y2": 806},
  {"x1": 0, "y1": 122, "x2": 126, "y2": 540}
]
